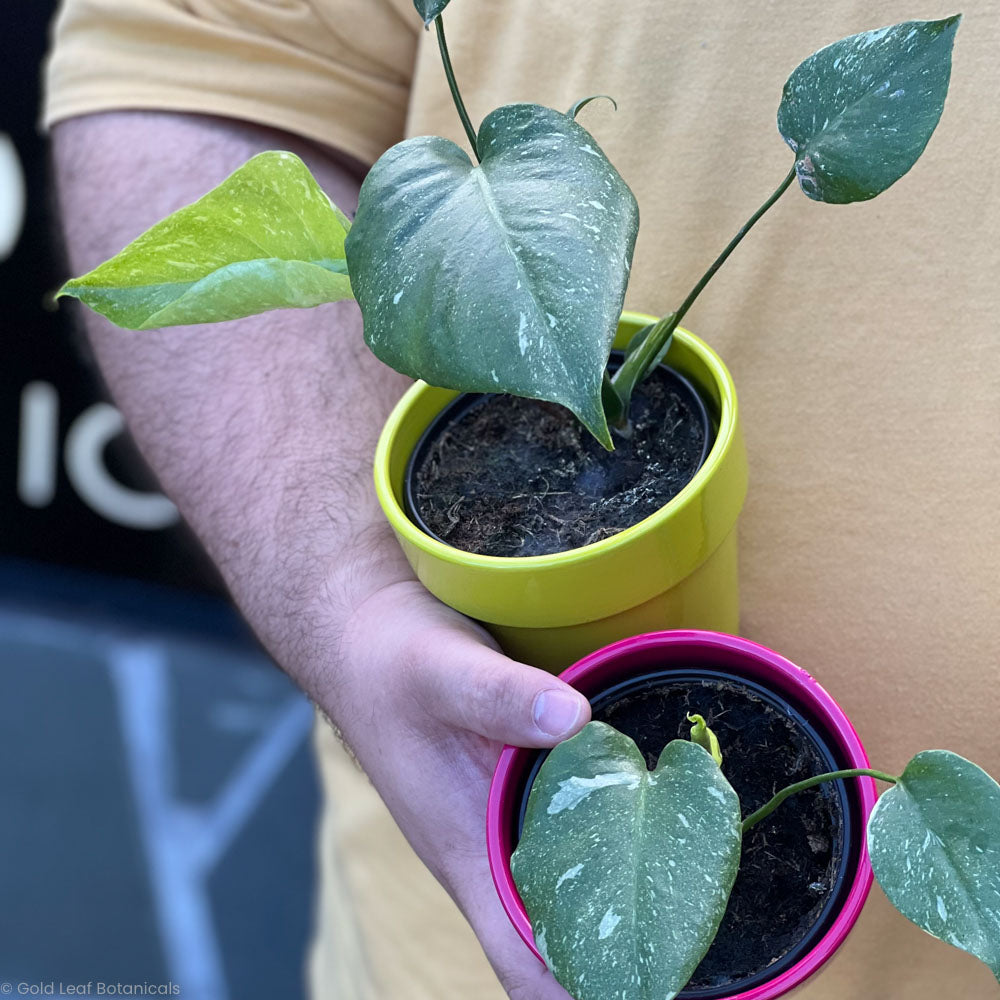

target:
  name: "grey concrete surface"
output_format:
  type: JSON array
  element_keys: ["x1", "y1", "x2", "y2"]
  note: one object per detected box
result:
[{"x1": 0, "y1": 587, "x2": 319, "y2": 1000}]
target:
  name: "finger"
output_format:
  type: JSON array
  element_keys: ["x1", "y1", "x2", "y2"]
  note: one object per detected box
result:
[
  {"x1": 406, "y1": 626, "x2": 591, "y2": 747},
  {"x1": 477, "y1": 905, "x2": 574, "y2": 1000},
  {"x1": 452, "y1": 844, "x2": 575, "y2": 1000}
]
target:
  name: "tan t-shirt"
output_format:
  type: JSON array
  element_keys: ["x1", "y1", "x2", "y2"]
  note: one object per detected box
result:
[{"x1": 45, "y1": 2, "x2": 1000, "y2": 998}]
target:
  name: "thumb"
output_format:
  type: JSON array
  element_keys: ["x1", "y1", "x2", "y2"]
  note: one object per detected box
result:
[{"x1": 408, "y1": 626, "x2": 591, "y2": 747}]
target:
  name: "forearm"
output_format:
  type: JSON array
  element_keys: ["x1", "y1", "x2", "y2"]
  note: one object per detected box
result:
[
  {"x1": 51, "y1": 110, "x2": 590, "y2": 1000},
  {"x1": 53, "y1": 110, "x2": 413, "y2": 700}
]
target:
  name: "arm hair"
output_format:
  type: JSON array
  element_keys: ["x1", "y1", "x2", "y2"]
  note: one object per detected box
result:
[{"x1": 53, "y1": 110, "x2": 415, "y2": 705}]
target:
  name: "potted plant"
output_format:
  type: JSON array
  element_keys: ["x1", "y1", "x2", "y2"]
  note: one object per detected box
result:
[
  {"x1": 487, "y1": 630, "x2": 1000, "y2": 1000},
  {"x1": 374, "y1": 309, "x2": 747, "y2": 668},
  {"x1": 56, "y1": 5, "x2": 960, "y2": 669}
]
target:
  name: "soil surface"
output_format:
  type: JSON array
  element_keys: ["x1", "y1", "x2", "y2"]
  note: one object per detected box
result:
[
  {"x1": 518, "y1": 675, "x2": 847, "y2": 996},
  {"x1": 409, "y1": 365, "x2": 709, "y2": 557}
]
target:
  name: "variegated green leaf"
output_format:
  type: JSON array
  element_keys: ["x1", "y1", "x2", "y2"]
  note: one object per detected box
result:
[
  {"x1": 868, "y1": 750, "x2": 1000, "y2": 982},
  {"x1": 511, "y1": 722, "x2": 742, "y2": 1000},
  {"x1": 58, "y1": 151, "x2": 353, "y2": 330},
  {"x1": 413, "y1": 0, "x2": 451, "y2": 27},
  {"x1": 778, "y1": 16, "x2": 960, "y2": 203},
  {"x1": 345, "y1": 104, "x2": 638, "y2": 448}
]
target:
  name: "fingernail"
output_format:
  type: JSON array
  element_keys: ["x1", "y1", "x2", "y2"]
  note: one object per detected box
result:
[{"x1": 533, "y1": 689, "x2": 584, "y2": 737}]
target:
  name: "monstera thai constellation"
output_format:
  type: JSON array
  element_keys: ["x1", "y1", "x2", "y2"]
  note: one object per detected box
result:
[
  {"x1": 510, "y1": 715, "x2": 1000, "y2": 1000},
  {"x1": 58, "y1": 4, "x2": 960, "y2": 452}
]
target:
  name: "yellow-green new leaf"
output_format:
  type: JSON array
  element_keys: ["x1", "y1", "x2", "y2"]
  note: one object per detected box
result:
[{"x1": 58, "y1": 151, "x2": 353, "y2": 330}]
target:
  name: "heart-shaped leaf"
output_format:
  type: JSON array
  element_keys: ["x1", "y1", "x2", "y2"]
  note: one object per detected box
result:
[
  {"x1": 868, "y1": 750, "x2": 1000, "y2": 982},
  {"x1": 413, "y1": 0, "x2": 451, "y2": 28},
  {"x1": 511, "y1": 722, "x2": 742, "y2": 1000},
  {"x1": 345, "y1": 104, "x2": 639, "y2": 448},
  {"x1": 58, "y1": 151, "x2": 353, "y2": 330},
  {"x1": 777, "y1": 16, "x2": 960, "y2": 203}
]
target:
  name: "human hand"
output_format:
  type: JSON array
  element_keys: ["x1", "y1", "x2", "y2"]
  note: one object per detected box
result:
[{"x1": 329, "y1": 578, "x2": 590, "y2": 1000}]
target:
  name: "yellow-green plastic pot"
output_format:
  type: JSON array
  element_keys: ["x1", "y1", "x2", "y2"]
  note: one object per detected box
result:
[{"x1": 373, "y1": 312, "x2": 748, "y2": 672}]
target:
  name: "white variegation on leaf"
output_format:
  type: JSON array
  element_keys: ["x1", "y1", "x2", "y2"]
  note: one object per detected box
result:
[
  {"x1": 511, "y1": 722, "x2": 742, "y2": 1000},
  {"x1": 778, "y1": 16, "x2": 960, "y2": 203},
  {"x1": 868, "y1": 750, "x2": 1000, "y2": 983},
  {"x1": 345, "y1": 104, "x2": 638, "y2": 448},
  {"x1": 413, "y1": 0, "x2": 452, "y2": 27},
  {"x1": 58, "y1": 151, "x2": 353, "y2": 330}
]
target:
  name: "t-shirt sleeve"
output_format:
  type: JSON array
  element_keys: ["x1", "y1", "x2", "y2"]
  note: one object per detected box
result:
[{"x1": 43, "y1": 0, "x2": 418, "y2": 166}]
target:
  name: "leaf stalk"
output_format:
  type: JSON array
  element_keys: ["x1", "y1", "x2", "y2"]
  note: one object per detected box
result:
[
  {"x1": 672, "y1": 165, "x2": 797, "y2": 333},
  {"x1": 741, "y1": 767, "x2": 898, "y2": 835},
  {"x1": 435, "y1": 16, "x2": 480, "y2": 161},
  {"x1": 609, "y1": 165, "x2": 797, "y2": 421}
]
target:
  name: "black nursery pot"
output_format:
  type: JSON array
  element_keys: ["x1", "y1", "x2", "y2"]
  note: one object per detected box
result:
[
  {"x1": 487, "y1": 631, "x2": 878, "y2": 1000},
  {"x1": 403, "y1": 352, "x2": 713, "y2": 557}
]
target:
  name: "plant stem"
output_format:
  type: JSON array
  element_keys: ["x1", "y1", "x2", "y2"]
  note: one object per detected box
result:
[
  {"x1": 741, "y1": 767, "x2": 899, "y2": 835},
  {"x1": 611, "y1": 165, "x2": 797, "y2": 404},
  {"x1": 601, "y1": 370, "x2": 626, "y2": 427},
  {"x1": 673, "y1": 164, "x2": 797, "y2": 331},
  {"x1": 435, "y1": 15, "x2": 480, "y2": 162}
]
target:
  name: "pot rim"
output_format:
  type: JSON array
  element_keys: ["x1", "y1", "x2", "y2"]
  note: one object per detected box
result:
[
  {"x1": 373, "y1": 314, "x2": 748, "y2": 630},
  {"x1": 401, "y1": 357, "x2": 714, "y2": 551},
  {"x1": 486, "y1": 630, "x2": 877, "y2": 1000},
  {"x1": 374, "y1": 315, "x2": 740, "y2": 571}
]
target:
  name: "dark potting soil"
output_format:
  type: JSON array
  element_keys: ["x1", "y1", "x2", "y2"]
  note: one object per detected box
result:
[
  {"x1": 410, "y1": 365, "x2": 708, "y2": 557},
  {"x1": 591, "y1": 677, "x2": 846, "y2": 994}
]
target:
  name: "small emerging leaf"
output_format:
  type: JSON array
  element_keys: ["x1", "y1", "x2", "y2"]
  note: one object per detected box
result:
[
  {"x1": 868, "y1": 750, "x2": 1000, "y2": 982},
  {"x1": 511, "y1": 722, "x2": 741, "y2": 1000},
  {"x1": 413, "y1": 0, "x2": 451, "y2": 27},
  {"x1": 687, "y1": 713, "x2": 723, "y2": 767},
  {"x1": 609, "y1": 314, "x2": 676, "y2": 421},
  {"x1": 778, "y1": 16, "x2": 961, "y2": 203},
  {"x1": 346, "y1": 104, "x2": 638, "y2": 448},
  {"x1": 624, "y1": 322, "x2": 658, "y2": 358},
  {"x1": 567, "y1": 94, "x2": 619, "y2": 120},
  {"x1": 59, "y1": 151, "x2": 353, "y2": 330}
]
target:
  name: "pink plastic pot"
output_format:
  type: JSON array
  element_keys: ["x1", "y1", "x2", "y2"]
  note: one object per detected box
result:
[{"x1": 487, "y1": 630, "x2": 877, "y2": 1000}]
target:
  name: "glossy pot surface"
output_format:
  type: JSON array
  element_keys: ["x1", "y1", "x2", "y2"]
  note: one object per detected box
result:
[
  {"x1": 487, "y1": 630, "x2": 877, "y2": 999},
  {"x1": 374, "y1": 316, "x2": 748, "y2": 670}
]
